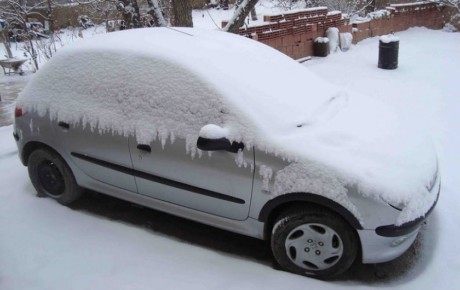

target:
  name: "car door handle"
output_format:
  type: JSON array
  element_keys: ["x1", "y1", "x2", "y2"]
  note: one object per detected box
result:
[
  {"x1": 58, "y1": 121, "x2": 70, "y2": 129},
  {"x1": 137, "y1": 144, "x2": 151, "y2": 153}
]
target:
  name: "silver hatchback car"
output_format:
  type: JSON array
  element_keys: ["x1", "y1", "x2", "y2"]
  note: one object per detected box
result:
[{"x1": 13, "y1": 28, "x2": 440, "y2": 279}]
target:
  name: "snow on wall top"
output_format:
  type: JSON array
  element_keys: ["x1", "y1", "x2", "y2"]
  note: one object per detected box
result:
[
  {"x1": 17, "y1": 28, "x2": 437, "y2": 223},
  {"x1": 390, "y1": 1, "x2": 430, "y2": 7},
  {"x1": 263, "y1": 6, "x2": 328, "y2": 16}
]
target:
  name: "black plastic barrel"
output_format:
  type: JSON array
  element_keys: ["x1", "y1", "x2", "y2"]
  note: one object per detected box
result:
[
  {"x1": 378, "y1": 40, "x2": 399, "y2": 69},
  {"x1": 314, "y1": 39, "x2": 329, "y2": 57}
]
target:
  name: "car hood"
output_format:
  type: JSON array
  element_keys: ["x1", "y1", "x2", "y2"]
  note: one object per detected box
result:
[{"x1": 243, "y1": 87, "x2": 438, "y2": 224}]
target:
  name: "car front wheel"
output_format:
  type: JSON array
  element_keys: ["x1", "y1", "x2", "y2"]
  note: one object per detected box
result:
[
  {"x1": 271, "y1": 206, "x2": 358, "y2": 279},
  {"x1": 28, "y1": 148, "x2": 83, "y2": 205}
]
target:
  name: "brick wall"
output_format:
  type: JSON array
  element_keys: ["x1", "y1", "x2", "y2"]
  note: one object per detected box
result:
[{"x1": 223, "y1": 2, "x2": 446, "y2": 60}]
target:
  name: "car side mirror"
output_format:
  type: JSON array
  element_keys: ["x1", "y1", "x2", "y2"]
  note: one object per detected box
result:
[{"x1": 197, "y1": 124, "x2": 244, "y2": 153}]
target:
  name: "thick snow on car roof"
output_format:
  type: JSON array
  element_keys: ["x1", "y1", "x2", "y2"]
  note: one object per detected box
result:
[
  {"x1": 18, "y1": 28, "x2": 437, "y2": 224},
  {"x1": 67, "y1": 27, "x2": 336, "y2": 133}
]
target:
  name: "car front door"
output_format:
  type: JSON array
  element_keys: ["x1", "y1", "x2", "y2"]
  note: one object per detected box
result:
[{"x1": 128, "y1": 135, "x2": 254, "y2": 220}]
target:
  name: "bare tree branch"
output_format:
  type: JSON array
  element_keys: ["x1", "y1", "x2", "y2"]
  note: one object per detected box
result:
[
  {"x1": 146, "y1": 0, "x2": 167, "y2": 26},
  {"x1": 223, "y1": 0, "x2": 259, "y2": 33},
  {"x1": 425, "y1": 0, "x2": 460, "y2": 13}
]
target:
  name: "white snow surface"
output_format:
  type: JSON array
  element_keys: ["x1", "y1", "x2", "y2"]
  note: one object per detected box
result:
[
  {"x1": 367, "y1": 9, "x2": 391, "y2": 19},
  {"x1": 326, "y1": 27, "x2": 340, "y2": 53},
  {"x1": 380, "y1": 34, "x2": 400, "y2": 43},
  {"x1": 17, "y1": 27, "x2": 437, "y2": 223},
  {"x1": 339, "y1": 32, "x2": 353, "y2": 51},
  {"x1": 390, "y1": 1, "x2": 430, "y2": 7},
  {"x1": 314, "y1": 36, "x2": 330, "y2": 43},
  {"x1": 1, "y1": 27, "x2": 460, "y2": 290},
  {"x1": 199, "y1": 124, "x2": 229, "y2": 139},
  {"x1": 352, "y1": 9, "x2": 390, "y2": 24},
  {"x1": 263, "y1": 6, "x2": 328, "y2": 16}
]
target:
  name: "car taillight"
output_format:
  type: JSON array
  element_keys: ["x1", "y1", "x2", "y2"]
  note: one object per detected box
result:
[{"x1": 15, "y1": 107, "x2": 23, "y2": 118}]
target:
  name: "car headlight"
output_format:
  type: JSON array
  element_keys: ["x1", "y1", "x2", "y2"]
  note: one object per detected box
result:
[{"x1": 426, "y1": 166, "x2": 439, "y2": 192}]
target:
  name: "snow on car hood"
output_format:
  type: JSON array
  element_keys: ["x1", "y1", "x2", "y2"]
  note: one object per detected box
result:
[{"x1": 17, "y1": 28, "x2": 438, "y2": 224}]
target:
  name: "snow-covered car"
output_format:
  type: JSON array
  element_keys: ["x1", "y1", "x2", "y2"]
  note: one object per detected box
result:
[
  {"x1": 27, "y1": 21, "x2": 42, "y2": 30},
  {"x1": 8, "y1": 28, "x2": 24, "y2": 42},
  {"x1": 13, "y1": 28, "x2": 440, "y2": 279},
  {"x1": 26, "y1": 22, "x2": 49, "y2": 39},
  {"x1": 78, "y1": 15, "x2": 95, "y2": 29},
  {"x1": 107, "y1": 20, "x2": 124, "y2": 32},
  {"x1": 10, "y1": 23, "x2": 49, "y2": 41}
]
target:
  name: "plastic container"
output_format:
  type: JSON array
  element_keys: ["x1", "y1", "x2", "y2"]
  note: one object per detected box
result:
[
  {"x1": 314, "y1": 37, "x2": 330, "y2": 57},
  {"x1": 378, "y1": 35, "x2": 399, "y2": 70}
]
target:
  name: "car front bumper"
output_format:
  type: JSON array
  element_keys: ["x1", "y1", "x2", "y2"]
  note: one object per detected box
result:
[
  {"x1": 359, "y1": 181, "x2": 440, "y2": 264},
  {"x1": 358, "y1": 227, "x2": 420, "y2": 263}
]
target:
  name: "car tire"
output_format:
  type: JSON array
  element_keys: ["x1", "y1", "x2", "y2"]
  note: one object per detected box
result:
[
  {"x1": 271, "y1": 206, "x2": 358, "y2": 279},
  {"x1": 28, "y1": 148, "x2": 83, "y2": 205}
]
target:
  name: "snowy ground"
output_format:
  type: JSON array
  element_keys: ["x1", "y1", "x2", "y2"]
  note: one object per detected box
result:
[
  {"x1": 192, "y1": 1, "x2": 284, "y2": 30},
  {"x1": 0, "y1": 20, "x2": 459, "y2": 290},
  {"x1": 0, "y1": 75, "x2": 31, "y2": 126}
]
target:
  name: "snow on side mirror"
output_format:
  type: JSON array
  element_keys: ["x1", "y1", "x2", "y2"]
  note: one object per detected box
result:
[
  {"x1": 199, "y1": 124, "x2": 229, "y2": 140},
  {"x1": 197, "y1": 124, "x2": 244, "y2": 153}
]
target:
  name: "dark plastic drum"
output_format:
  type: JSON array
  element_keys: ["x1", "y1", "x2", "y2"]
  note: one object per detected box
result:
[
  {"x1": 378, "y1": 40, "x2": 399, "y2": 70},
  {"x1": 314, "y1": 39, "x2": 329, "y2": 57}
]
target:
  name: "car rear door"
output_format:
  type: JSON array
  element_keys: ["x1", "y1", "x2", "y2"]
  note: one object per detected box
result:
[{"x1": 55, "y1": 121, "x2": 137, "y2": 193}]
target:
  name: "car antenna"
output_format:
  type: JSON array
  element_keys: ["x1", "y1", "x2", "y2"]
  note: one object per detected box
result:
[{"x1": 166, "y1": 27, "x2": 194, "y2": 37}]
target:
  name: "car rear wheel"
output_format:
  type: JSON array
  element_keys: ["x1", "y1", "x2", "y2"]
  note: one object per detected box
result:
[
  {"x1": 28, "y1": 148, "x2": 82, "y2": 205},
  {"x1": 271, "y1": 206, "x2": 358, "y2": 279}
]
